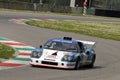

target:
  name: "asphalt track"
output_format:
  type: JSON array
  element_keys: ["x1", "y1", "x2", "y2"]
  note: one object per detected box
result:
[{"x1": 0, "y1": 11, "x2": 120, "y2": 80}]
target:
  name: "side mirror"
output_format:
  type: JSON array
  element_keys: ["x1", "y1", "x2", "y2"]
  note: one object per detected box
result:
[{"x1": 40, "y1": 45, "x2": 42, "y2": 48}]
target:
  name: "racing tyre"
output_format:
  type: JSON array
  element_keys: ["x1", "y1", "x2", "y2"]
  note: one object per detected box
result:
[
  {"x1": 88, "y1": 55, "x2": 96, "y2": 68},
  {"x1": 74, "y1": 58, "x2": 81, "y2": 70}
]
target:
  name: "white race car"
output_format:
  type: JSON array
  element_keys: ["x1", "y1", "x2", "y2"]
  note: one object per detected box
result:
[{"x1": 30, "y1": 37, "x2": 96, "y2": 69}]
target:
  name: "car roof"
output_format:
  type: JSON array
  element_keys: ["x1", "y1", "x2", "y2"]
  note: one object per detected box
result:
[{"x1": 49, "y1": 38, "x2": 78, "y2": 45}]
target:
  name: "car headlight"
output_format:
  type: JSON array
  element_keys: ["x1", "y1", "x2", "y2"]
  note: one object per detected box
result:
[
  {"x1": 31, "y1": 51, "x2": 42, "y2": 58},
  {"x1": 62, "y1": 55, "x2": 73, "y2": 61}
]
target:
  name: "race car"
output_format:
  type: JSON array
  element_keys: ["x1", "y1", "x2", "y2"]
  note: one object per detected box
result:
[{"x1": 30, "y1": 37, "x2": 96, "y2": 70}]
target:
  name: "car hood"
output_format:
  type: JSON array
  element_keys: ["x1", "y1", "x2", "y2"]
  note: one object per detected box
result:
[{"x1": 41, "y1": 49, "x2": 69, "y2": 61}]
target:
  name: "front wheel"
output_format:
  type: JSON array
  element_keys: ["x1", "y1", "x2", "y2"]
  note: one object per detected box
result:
[{"x1": 74, "y1": 58, "x2": 81, "y2": 70}]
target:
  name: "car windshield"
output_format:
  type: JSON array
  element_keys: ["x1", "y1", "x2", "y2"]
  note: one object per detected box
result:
[{"x1": 44, "y1": 41, "x2": 78, "y2": 52}]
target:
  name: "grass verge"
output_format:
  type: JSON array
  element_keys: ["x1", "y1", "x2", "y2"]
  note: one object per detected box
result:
[
  {"x1": 26, "y1": 20, "x2": 120, "y2": 41},
  {"x1": 0, "y1": 43, "x2": 16, "y2": 62}
]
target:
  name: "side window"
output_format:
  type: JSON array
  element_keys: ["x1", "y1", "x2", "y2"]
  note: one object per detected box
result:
[{"x1": 78, "y1": 42, "x2": 85, "y2": 53}]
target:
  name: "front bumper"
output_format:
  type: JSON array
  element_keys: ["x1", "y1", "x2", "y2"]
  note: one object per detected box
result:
[{"x1": 30, "y1": 58, "x2": 76, "y2": 69}]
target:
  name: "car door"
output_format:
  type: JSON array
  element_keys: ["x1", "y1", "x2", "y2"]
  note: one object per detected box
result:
[{"x1": 77, "y1": 42, "x2": 88, "y2": 64}]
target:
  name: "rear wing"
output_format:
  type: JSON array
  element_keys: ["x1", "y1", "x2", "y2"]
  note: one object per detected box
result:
[{"x1": 76, "y1": 40, "x2": 96, "y2": 50}]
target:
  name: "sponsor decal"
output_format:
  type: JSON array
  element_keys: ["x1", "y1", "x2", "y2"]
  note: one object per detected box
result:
[
  {"x1": 45, "y1": 55, "x2": 58, "y2": 60},
  {"x1": 44, "y1": 52, "x2": 60, "y2": 60}
]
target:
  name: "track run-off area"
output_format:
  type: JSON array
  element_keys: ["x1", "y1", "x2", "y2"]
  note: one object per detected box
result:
[
  {"x1": 0, "y1": 37, "x2": 34, "y2": 70},
  {"x1": 0, "y1": 11, "x2": 120, "y2": 80}
]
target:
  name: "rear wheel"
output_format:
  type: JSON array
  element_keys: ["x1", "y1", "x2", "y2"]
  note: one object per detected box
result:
[{"x1": 88, "y1": 55, "x2": 96, "y2": 68}]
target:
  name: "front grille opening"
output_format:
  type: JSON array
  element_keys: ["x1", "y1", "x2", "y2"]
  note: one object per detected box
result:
[{"x1": 42, "y1": 61, "x2": 58, "y2": 66}]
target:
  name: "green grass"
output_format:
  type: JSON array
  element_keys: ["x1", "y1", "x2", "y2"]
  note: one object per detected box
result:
[
  {"x1": 26, "y1": 20, "x2": 120, "y2": 41},
  {"x1": 0, "y1": 43, "x2": 15, "y2": 61}
]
